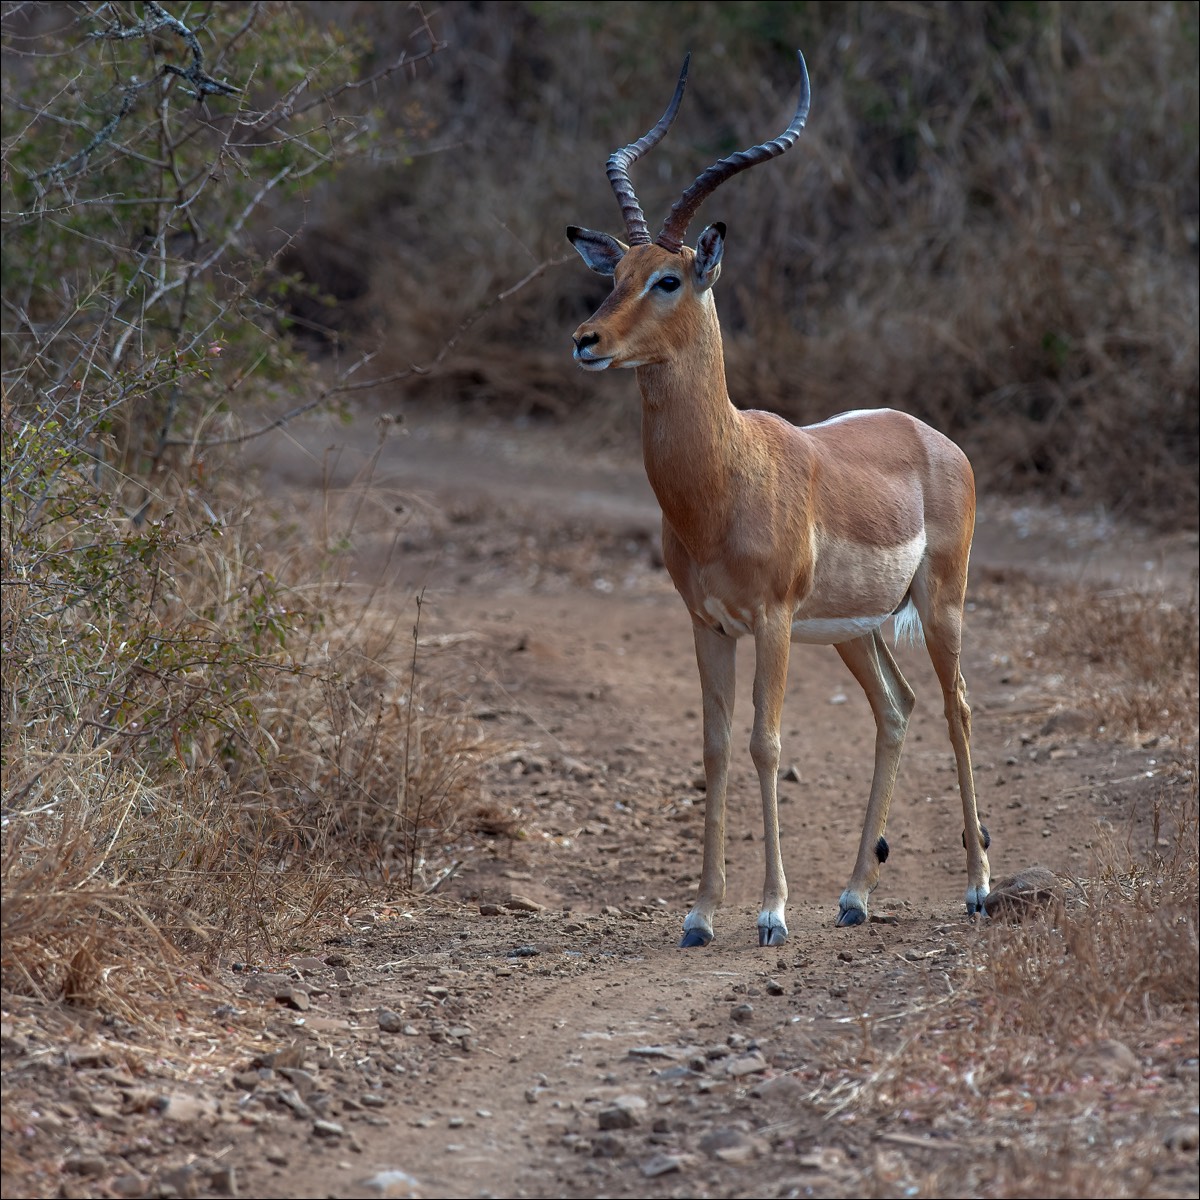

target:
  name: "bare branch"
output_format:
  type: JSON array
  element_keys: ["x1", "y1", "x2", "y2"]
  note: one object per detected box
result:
[
  {"x1": 162, "y1": 254, "x2": 573, "y2": 450},
  {"x1": 35, "y1": 1, "x2": 240, "y2": 183}
]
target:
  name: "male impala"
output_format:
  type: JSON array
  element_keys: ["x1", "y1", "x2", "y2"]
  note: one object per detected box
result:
[{"x1": 567, "y1": 51, "x2": 991, "y2": 947}]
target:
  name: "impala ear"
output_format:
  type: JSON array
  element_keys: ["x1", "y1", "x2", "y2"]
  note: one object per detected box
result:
[
  {"x1": 566, "y1": 226, "x2": 628, "y2": 276},
  {"x1": 693, "y1": 222, "x2": 725, "y2": 291}
]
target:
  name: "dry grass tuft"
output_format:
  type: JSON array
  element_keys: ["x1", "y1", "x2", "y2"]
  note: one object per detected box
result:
[
  {"x1": 813, "y1": 773, "x2": 1198, "y2": 1196},
  {"x1": 1033, "y1": 584, "x2": 1200, "y2": 745},
  {"x1": 1, "y1": 424, "x2": 500, "y2": 1007}
]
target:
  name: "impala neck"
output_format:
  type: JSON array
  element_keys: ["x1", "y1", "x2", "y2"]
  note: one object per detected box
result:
[{"x1": 635, "y1": 302, "x2": 741, "y2": 535}]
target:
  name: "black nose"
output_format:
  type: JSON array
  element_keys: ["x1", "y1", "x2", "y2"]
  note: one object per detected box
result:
[{"x1": 573, "y1": 332, "x2": 600, "y2": 351}]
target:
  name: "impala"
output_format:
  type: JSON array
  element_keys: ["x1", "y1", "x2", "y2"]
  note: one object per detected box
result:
[{"x1": 567, "y1": 51, "x2": 991, "y2": 947}]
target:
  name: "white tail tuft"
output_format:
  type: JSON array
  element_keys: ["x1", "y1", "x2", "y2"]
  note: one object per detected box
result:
[{"x1": 891, "y1": 598, "x2": 925, "y2": 648}]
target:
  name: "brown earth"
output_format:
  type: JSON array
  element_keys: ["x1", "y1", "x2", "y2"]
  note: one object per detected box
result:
[{"x1": 2, "y1": 410, "x2": 1197, "y2": 1200}]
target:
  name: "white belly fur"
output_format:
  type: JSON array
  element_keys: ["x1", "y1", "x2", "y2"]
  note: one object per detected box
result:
[
  {"x1": 696, "y1": 531, "x2": 927, "y2": 645},
  {"x1": 790, "y1": 612, "x2": 892, "y2": 645}
]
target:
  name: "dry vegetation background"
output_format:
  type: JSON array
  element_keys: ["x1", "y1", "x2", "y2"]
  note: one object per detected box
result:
[{"x1": 1, "y1": 3, "x2": 1197, "y2": 1192}]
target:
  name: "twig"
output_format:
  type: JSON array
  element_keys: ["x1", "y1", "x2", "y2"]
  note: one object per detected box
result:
[
  {"x1": 37, "y1": 1, "x2": 240, "y2": 183},
  {"x1": 161, "y1": 253, "x2": 572, "y2": 449}
]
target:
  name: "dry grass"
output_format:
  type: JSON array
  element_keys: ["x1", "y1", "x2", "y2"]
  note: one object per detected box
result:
[
  {"x1": 810, "y1": 776, "x2": 1198, "y2": 1196},
  {"x1": 0, "y1": 424, "x2": 499, "y2": 1009},
  {"x1": 1032, "y1": 584, "x2": 1200, "y2": 745}
]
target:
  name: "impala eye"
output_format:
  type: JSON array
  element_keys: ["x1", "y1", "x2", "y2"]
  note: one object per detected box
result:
[{"x1": 655, "y1": 275, "x2": 681, "y2": 293}]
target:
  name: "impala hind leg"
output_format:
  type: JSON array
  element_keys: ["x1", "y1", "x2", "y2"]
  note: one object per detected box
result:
[
  {"x1": 917, "y1": 594, "x2": 991, "y2": 915},
  {"x1": 834, "y1": 631, "x2": 916, "y2": 926},
  {"x1": 681, "y1": 621, "x2": 736, "y2": 947}
]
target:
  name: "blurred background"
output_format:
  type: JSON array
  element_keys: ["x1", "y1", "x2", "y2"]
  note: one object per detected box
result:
[
  {"x1": 287, "y1": 0, "x2": 1200, "y2": 526},
  {"x1": 4, "y1": 1, "x2": 1198, "y2": 522}
]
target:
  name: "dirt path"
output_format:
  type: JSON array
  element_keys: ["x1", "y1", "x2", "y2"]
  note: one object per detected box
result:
[{"x1": 4, "y1": 411, "x2": 1196, "y2": 1200}]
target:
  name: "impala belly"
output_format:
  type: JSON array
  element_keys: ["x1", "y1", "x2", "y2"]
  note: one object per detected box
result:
[{"x1": 791, "y1": 529, "x2": 927, "y2": 645}]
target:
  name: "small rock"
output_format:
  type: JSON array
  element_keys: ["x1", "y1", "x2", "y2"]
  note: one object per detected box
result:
[
  {"x1": 730, "y1": 1003, "x2": 754, "y2": 1023},
  {"x1": 725, "y1": 1051, "x2": 768, "y2": 1078},
  {"x1": 359, "y1": 1168, "x2": 421, "y2": 1197},
  {"x1": 641, "y1": 1152, "x2": 688, "y2": 1177},
  {"x1": 779, "y1": 764, "x2": 802, "y2": 782},
  {"x1": 158, "y1": 1092, "x2": 218, "y2": 1122},
  {"x1": 592, "y1": 1132, "x2": 625, "y2": 1158},
  {"x1": 628, "y1": 1045, "x2": 684, "y2": 1060},
  {"x1": 209, "y1": 1164, "x2": 238, "y2": 1196},
  {"x1": 507, "y1": 945, "x2": 540, "y2": 958},
  {"x1": 242, "y1": 974, "x2": 310, "y2": 1008},
  {"x1": 504, "y1": 895, "x2": 544, "y2": 912},
  {"x1": 360, "y1": 1093, "x2": 387, "y2": 1109},
  {"x1": 312, "y1": 1119, "x2": 345, "y2": 1139},
  {"x1": 598, "y1": 1094, "x2": 647, "y2": 1130},
  {"x1": 110, "y1": 1172, "x2": 148, "y2": 1198},
  {"x1": 699, "y1": 1127, "x2": 759, "y2": 1163},
  {"x1": 64, "y1": 1156, "x2": 109, "y2": 1178},
  {"x1": 765, "y1": 978, "x2": 785, "y2": 996},
  {"x1": 751, "y1": 1073, "x2": 805, "y2": 1100},
  {"x1": 278, "y1": 1067, "x2": 319, "y2": 1096},
  {"x1": 378, "y1": 1009, "x2": 406, "y2": 1034},
  {"x1": 277, "y1": 1088, "x2": 314, "y2": 1119},
  {"x1": 983, "y1": 866, "x2": 1066, "y2": 919},
  {"x1": 478, "y1": 903, "x2": 502, "y2": 917},
  {"x1": 156, "y1": 1164, "x2": 200, "y2": 1199}
]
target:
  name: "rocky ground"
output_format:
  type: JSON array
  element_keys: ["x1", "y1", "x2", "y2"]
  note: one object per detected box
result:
[{"x1": 2, "y1": 411, "x2": 1197, "y2": 1199}]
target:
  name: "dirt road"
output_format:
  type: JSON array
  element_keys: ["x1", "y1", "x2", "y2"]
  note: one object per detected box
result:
[{"x1": 4, "y1": 409, "x2": 1196, "y2": 1199}]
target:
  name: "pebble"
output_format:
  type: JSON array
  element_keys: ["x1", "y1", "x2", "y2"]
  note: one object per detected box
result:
[
  {"x1": 730, "y1": 1003, "x2": 754, "y2": 1023},
  {"x1": 641, "y1": 1151, "x2": 688, "y2": 1177},
  {"x1": 597, "y1": 1094, "x2": 647, "y2": 1130},
  {"x1": 359, "y1": 1168, "x2": 421, "y2": 1197},
  {"x1": 313, "y1": 1119, "x2": 345, "y2": 1139},
  {"x1": 378, "y1": 1009, "x2": 406, "y2": 1033},
  {"x1": 725, "y1": 1051, "x2": 768, "y2": 1078},
  {"x1": 110, "y1": 1172, "x2": 149, "y2": 1198}
]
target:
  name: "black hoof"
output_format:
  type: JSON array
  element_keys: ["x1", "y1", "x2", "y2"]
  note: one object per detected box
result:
[
  {"x1": 758, "y1": 924, "x2": 788, "y2": 947},
  {"x1": 836, "y1": 906, "x2": 867, "y2": 927},
  {"x1": 679, "y1": 928, "x2": 713, "y2": 948}
]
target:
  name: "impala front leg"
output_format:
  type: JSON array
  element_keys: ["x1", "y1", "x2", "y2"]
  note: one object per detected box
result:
[
  {"x1": 751, "y1": 610, "x2": 792, "y2": 946},
  {"x1": 681, "y1": 620, "x2": 736, "y2": 947}
]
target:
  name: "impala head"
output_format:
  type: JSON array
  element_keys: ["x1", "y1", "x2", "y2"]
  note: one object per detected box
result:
[{"x1": 568, "y1": 51, "x2": 811, "y2": 372}]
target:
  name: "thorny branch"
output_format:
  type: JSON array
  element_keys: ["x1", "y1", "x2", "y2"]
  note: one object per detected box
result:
[
  {"x1": 37, "y1": 1, "x2": 239, "y2": 182},
  {"x1": 162, "y1": 254, "x2": 575, "y2": 450}
]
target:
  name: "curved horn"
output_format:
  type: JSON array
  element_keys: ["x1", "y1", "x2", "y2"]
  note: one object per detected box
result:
[
  {"x1": 606, "y1": 54, "x2": 690, "y2": 246},
  {"x1": 655, "y1": 50, "x2": 810, "y2": 254}
]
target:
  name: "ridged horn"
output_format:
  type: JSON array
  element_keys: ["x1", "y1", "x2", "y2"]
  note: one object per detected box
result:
[
  {"x1": 605, "y1": 54, "x2": 690, "y2": 245},
  {"x1": 655, "y1": 50, "x2": 810, "y2": 254}
]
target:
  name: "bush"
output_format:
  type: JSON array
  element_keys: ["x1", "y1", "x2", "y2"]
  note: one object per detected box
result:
[{"x1": 0, "y1": 2, "x2": 491, "y2": 1003}]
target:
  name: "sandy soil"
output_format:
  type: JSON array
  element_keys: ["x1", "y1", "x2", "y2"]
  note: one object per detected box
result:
[{"x1": 2, "y1": 409, "x2": 1196, "y2": 1200}]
